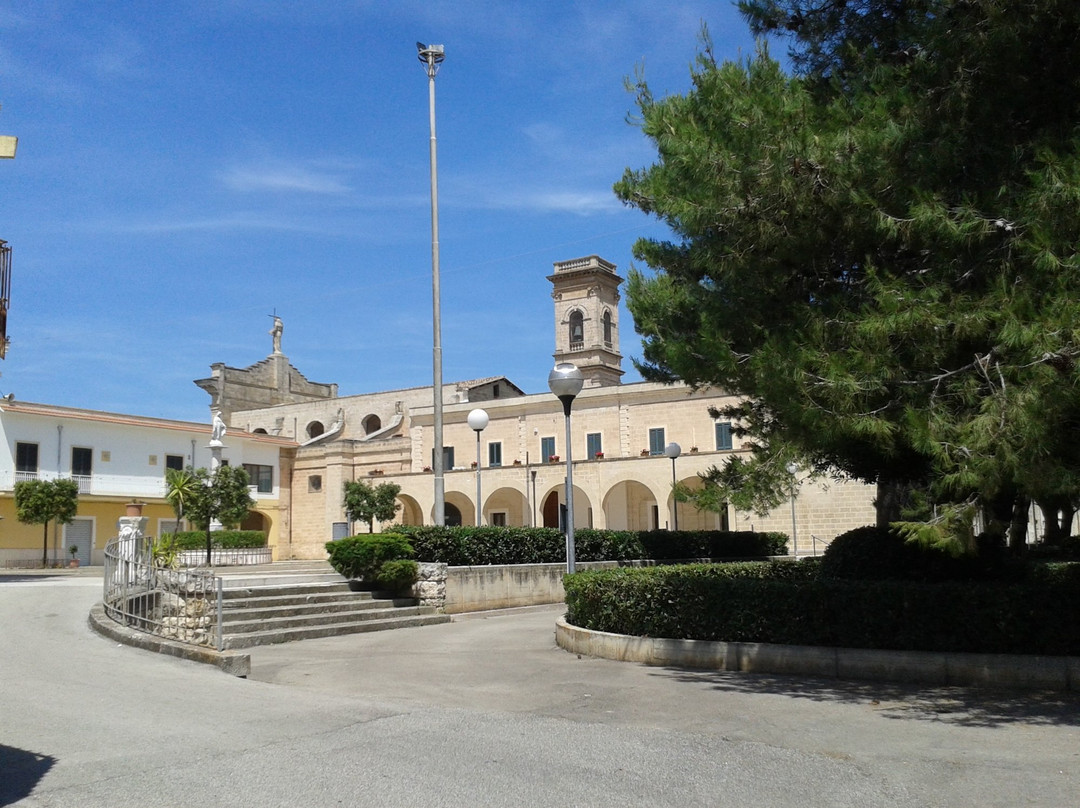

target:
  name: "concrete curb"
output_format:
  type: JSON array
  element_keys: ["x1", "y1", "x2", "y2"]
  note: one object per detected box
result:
[
  {"x1": 88, "y1": 603, "x2": 251, "y2": 678},
  {"x1": 555, "y1": 618, "x2": 1080, "y2": 692}
]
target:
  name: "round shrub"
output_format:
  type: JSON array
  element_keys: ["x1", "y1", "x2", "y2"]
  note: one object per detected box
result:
[
  {"x1": 375, "y1": 559, "x2": 419, "y2": 592},
  {"x1": 820, "y1": 525, "x2": 946, "y2": 581},
  {"x1": 325, "y1": 532, "x2": 414, "y2": 580}
]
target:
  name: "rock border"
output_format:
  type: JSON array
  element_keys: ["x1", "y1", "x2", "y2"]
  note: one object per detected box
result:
[{"x1": 555, "y1": 617, "x2": 1080, "y2": 691}]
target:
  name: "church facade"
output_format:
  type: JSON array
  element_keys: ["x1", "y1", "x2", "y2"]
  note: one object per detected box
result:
[{"x1": 210, "y1": 256, "x2": 878, "y2": 560}]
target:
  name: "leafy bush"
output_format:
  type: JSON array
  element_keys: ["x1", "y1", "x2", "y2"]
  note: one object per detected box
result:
[
  {"x1": 563, "y1": 562, "x2": 1080, "y2": 655},
  {"x1": 821, "y1": 525, "x2": 1026, "y2": 582},
  {"x1": 395, "y1": 525, "x2": 784, "y2": 566},
  {"x1": 169, "y1": 530, "x2": 267, "y2": 550},
  {"x1": 325, "y1": 533, "x2": 414, "y2": 580},
  {"x1": 375, "y1": 559, "x2": 419, "y2": 592}
]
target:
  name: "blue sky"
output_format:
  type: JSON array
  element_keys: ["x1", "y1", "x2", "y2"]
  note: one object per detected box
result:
[{"x1": 0, "y1": 1, "x2": 765, "y2": 423}]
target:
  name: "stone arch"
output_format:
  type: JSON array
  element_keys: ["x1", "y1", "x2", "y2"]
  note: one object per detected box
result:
[
  {"x1": 440, "y1": 493, "x2": 472, "y2": 527},
  {"x1": 602, "y1": 308, "x2": 613, "y2": 345},
  {"x1": 397, "y1": 493, "x2": 423, "y2": 527},
  {"x1": 483, "y1": 486, "x2": 529, "y2": 527},
  {"x1": 667, "y1": 475, "x2": 727, "y2": 531},
  {"x1": 362, "y1": 414, "x2": 382, "y2": 435},
  {"x1": 306, "y1": 420, "x2": 324, "y2": 439},
  {"x1": 540, "y1": 485, "x2": 591, "y2": 530},
  {"x1": 252, "y1": 427, "x2": 268, "y2": 435},
  {"x1": 603, "y1": 480, "x2": 657, "y2": 531}
]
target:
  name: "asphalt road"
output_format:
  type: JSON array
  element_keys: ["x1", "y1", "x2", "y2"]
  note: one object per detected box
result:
[{"x1": 2, "y1": 571, "x2": 1079, "y2": 807}]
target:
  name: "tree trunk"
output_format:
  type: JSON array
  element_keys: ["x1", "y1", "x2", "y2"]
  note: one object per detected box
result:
[
  {"x1": 874, "y1": 478, "x2": 905, "y2": 528},
  {"x1": 1008, "y1": 495, "x2": 1031, "y2": 553},
  {"x1": 41, "y1": 520, "x2": 49, "y2": 567}
]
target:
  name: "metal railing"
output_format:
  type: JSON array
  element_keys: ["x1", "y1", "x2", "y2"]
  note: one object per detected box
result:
[
  {"x1": 103, "y1": 534, "x2": 224, "y2": 651},
  {"x1": 178, "y1": 545, "x2": 272, "y2": 567}
]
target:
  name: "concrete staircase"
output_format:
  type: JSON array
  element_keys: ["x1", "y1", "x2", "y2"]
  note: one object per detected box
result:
[{"x1": 214, "y1": 560, "x2": 450, "y2": 650}]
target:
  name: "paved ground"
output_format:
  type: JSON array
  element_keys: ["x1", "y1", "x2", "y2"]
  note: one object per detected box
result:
[{"x1": 2, "y1": 570, "x2": 1079, "y2": 807}]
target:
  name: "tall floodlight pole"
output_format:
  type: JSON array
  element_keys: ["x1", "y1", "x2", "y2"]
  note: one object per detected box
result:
[
  {"x1": 548, "y1": 363, "x2": 584, "y2": 574},
  {"x1": 418, "y1": 42, "x2": 446, "y2": 525}
]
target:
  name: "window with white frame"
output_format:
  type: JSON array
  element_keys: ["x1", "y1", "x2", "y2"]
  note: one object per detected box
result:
[
  {"x1": 488, "y1": 441, "x2": 502, "y2": 467},
  {"x1": 541, "y1": 436, "x2": 556, "y2": 462},
  {"x1": 15, "y1": 442, "x2": 38, "y2": 478},
  {"x1": 243, "y1": 463, "x2": 273, "y2": 494},
  {"x1": 648, "y1": 427, "x2": 666, "y2": 456}
]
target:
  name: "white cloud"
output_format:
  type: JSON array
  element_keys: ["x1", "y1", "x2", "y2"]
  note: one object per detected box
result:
[{"x1": 221, "y1": 163, "x2": 352, "y2": 194}]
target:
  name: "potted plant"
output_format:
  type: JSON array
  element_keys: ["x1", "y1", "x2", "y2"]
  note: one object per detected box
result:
[
  {"x1": 68, "y1": 544, "x2": 79, "y2": 568},
  {"x1": 640, "y1": 449, "x2": 649, "y2": 456},
  {"x1": 594, "y1": 451, "x2": 604, "y2": 459},
  {"x1": 549, "y1": 455, "x2": 559, "y2": 463}
]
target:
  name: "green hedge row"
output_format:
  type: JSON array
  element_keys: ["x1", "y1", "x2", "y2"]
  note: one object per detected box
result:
[
  {"x1": 563, "y1": 562, "x2": 1080, "y2": 656},
  {"x1": 167, "y1": 530, "x2": 267, "y2": 550},
  {"x1": 390, "y1": 526, "x2": 787, "y2": 566}
]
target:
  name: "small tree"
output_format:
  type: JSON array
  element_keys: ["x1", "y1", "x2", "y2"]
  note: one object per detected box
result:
[
  {"x1": 15, "y1": 478, "x2": 80, "y2": 566},
  {"x1": 164, "y1": 467, "x2": 200, "y2": 536},
  {"x1": 183, "y1": 466, "x2": 255, "y2": 565},
  {"x1": 343, "y1": 480, "x2": 401, "y2": 533}
]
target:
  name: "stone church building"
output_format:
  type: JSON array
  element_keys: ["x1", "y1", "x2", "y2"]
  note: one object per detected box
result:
[{"x1": 202, "y1": 256, "x2": 877, "y2": 560}]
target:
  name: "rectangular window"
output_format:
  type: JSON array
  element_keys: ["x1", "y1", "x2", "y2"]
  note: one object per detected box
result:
[
  {"x1": 587, "y1": 433, "x2": 603, "y2": 459},
  {"x1": 541, "y1": 436, "x2": 556, "y2": 462},
  {"x1": 433, "y1": 447, "x2": 455, "y2": 470},
  {"x1": 165, "y1": 454, "x2": 184, "y2": 471},
  {"x1": 308, "y1": 475, "x2": 323, "y2": 493},
  {"x1": 488, "y1": 441, "x2": 502, "y2": 467},
  {"x1": 15, "y1": 442, "x2": 38, "y2": 474},
  {"x1": 490, "y1": 512, "x2": 507, "y2": 527},
  {"x1": 648, "y1": 427, "x2": 666, "y2": 456},
  {"x1": 71, "y1": 447, "x2": 92, "y2": 477},
  {"x1": 242, "y1": 463, "x2": 273, "y2": 494},
  {"x1": 715, "y1": 421, "x2": 733, "y2": 451}
]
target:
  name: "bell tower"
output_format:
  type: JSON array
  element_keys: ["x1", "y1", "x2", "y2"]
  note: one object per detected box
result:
[{"x1": 549, "y1": 255, "x2": 624, "y2": 387}]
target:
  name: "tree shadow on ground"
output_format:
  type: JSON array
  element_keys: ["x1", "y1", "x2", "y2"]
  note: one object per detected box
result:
[
  {"x1": 647, "y1": 667, "x2": 1080, "y2": 729},
  {"x1": 0, "y1": 744, "x2": 55, "y2": 806}
]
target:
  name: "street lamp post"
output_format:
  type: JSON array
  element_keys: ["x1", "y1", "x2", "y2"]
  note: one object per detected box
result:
[
  {"x1": 665, "y1": 442, "x2": 681, "y2": 530},
  {"x1": 417, "y1": 41, "x2": 446, "y2": 526},
  {"x1": 467, "y1": 408, "x2": 489, "y2": 526},
  {"x1": 548, "y1": 362, "x2": 584, "y2": 573},
  {"x1": 786, "y1": 461, "x2": 799, "y2": 560}
]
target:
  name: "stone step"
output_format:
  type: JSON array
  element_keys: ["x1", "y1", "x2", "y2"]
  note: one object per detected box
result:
[
  {"x1": 220, "y1": 580, "x2": 354, "y2": 599},
  {"x1": 221, "y1": 612, "x2": 451, "y2": 650},
  {"x1": 222, "y1": 596, "x2": 415, "y2": 622},
  {"x1": 220, "y1": 572, "x2": 346, "y2": 590},
  {"x1": 221, "y1": 589, "x2": 375, "y2": 610},
  {"x1": 223, "y1": 603, "x2": 435, "y2": 634}
]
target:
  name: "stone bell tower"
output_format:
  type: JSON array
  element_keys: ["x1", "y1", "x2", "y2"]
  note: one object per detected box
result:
[{"x1": 548, "y1": 255, "x2": 624, "y2": 388}]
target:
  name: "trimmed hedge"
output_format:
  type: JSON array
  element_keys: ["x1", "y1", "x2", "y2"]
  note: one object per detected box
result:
[
  {"x1": 169, "y1": 530, "x2": 267, "y2": 550},
  {"x1": 563, "y1": 562, "x2": 1080, "y2": 656},
  {"x1": 393, "y1": 525, "x2": 786, "y2": 566},
  {"x1": 325, "y1": 533, "x2": 414, "y2": 580}
]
